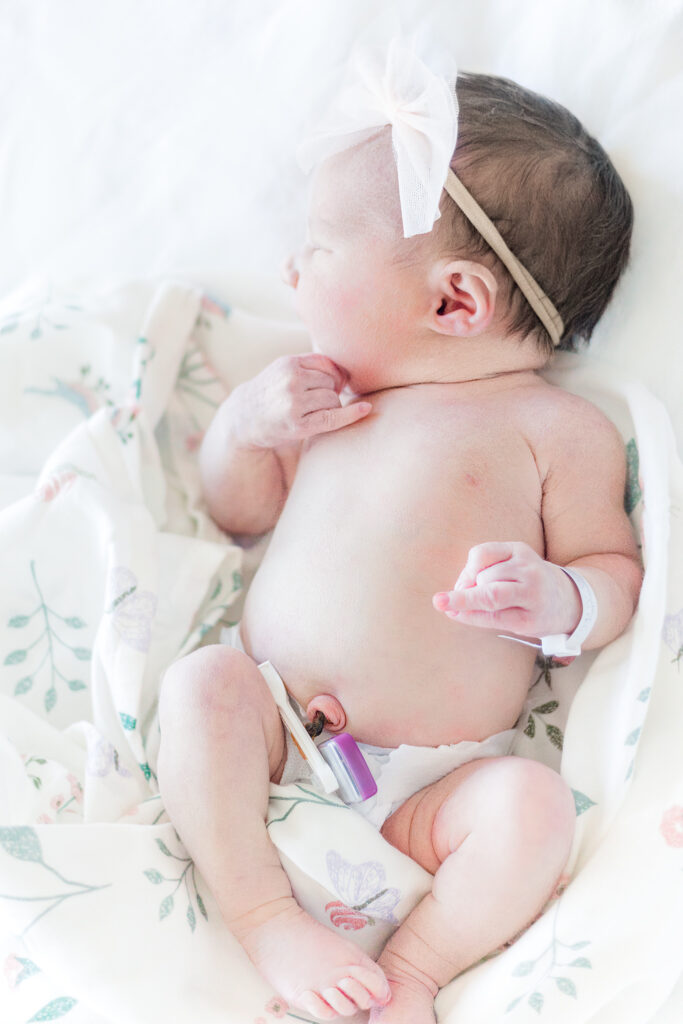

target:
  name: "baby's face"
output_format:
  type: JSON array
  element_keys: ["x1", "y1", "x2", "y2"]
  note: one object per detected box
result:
[{"x1": 285, "y1": 132, "x2": 430, "y2": 393}]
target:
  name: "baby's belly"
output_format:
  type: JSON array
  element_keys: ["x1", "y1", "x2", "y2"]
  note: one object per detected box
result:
[
  {"x1": 240, "y1": 396, "x2": 544, "y2": 747},
  {"x1": 241, "y1": 523, "x2": 539, "y2": 748}
]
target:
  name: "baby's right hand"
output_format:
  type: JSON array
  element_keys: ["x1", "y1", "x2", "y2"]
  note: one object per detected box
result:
[{"x1": 231, "y1": 353, "x2": 372, "y2": 449}]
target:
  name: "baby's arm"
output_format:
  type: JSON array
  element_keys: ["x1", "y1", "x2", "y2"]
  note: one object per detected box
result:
[
  {"x1": 434, "y1": 400, "x2": 642, "y2": 651},
  {"x1": 199, "y1": 353, "x2": 371, "y2": 535}
]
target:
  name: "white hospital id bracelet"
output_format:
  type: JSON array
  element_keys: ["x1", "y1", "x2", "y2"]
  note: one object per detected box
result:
[{"x1": 539, "y1": 567, "x2": 598, "y2": 657}]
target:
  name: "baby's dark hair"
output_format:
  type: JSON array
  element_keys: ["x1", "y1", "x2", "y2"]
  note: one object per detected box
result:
[{"x1": 437, "y1": 72, "x2": 633, "y2": 356}]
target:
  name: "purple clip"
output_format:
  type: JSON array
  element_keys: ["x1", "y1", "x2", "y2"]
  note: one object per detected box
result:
[{"x1": 318, "y1": 733, "x2": 377, "y2": 803}]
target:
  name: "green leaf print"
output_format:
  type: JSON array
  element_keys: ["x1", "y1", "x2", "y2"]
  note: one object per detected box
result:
[
  {"x1": 4, "y1": 561, "x2": 92, "y2": 710},
  {"x1": 624, "y1": 439, "x2": 642, "y2": 514},
  {"x1": 144, "y1": 835, "x2": 208, "y2": 932},
  {"x1": 625, "y1": 727, "x2": 641, "y2": 746},
  {"x1": 159, "y1": 895, "x2": 174, "y2": 920},
  {"x1": 0, "y1": 826, "x2": 44, "y2": 863},
  {"x1": 555, "y1": 977, "x2": 577, "y2": 998},
  {"x1": 523, "y1": 675, "x2": 565, "y2": 751},
  {"x1": 513, "y1": 960, "x2": 535, "y2": 977},
  {"x1": 572, "y1": 790, "x2": 597, "y2": 816},
  {"x1": 0, "y1": 827, "x2": 110, "y2": 936},
  {"x1": 119, "y1": 712, "x2": 137, "y2": 731},
  {"x1": 545, "y1": 724, "x2": 563, "y2": 750},
  {"x1": 533, "y1": 701, "x2": 559, "y2": 715},
  {"x1": 15, "y1": 955, "x2": 41, "y2": 984},
  {"x1": 507, "y1": 902, "x2": 592, "y2": 1012},
  {"x1": 27, "y1": 996, "x2": 77, "y2": 1020},
  {"x1": 528, "y1": 991, "x2": 544, "y2": 1012},
  {"x1": 5, "y1": 649, "x2": 27, "y2": 665}
]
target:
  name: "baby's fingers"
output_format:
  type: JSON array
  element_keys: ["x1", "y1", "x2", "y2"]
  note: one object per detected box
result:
[
  {"x1": 434, "y1": 581, "x2": 525, "y2": 615},
  {"x1": 303, "y1": 400, "x2": 372, "y2": 435},
  {"x1": 455, "y1": 541, "x2": 517, "y2": 590},
  {"x1": 445, "y1": 606, "x2": 533, "y2": 634}
]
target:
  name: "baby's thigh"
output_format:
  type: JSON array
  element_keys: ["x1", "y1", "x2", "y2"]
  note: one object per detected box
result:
[
  {"x1": 159, "y1": 644, "x2": 287, "y2": 782},
  {"x1": 380, "y1": 755, "x2": 575, "y2": 875}
]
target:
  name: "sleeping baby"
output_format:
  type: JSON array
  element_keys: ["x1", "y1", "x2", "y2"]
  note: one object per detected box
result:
[{"x1": 157, "y1": 37, "x2": 642, "y2": 1024}]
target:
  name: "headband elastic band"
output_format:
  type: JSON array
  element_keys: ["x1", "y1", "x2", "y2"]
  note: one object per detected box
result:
[{"x1": 444, "y1": 170, "x2": 564, "y2": 346}]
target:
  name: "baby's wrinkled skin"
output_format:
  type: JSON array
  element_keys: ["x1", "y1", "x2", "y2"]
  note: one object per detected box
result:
[{"x1": 158, "y1": 133, "x2": 642, "y2": 1022}]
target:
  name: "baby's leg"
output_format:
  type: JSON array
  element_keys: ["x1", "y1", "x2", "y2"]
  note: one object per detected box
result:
[
  {"x1": 371, "y1": 756, "x2": 575, "y2": 1022},
  {"x1": 156, "y1": 645, "x2": 391, "y2": 1020}
]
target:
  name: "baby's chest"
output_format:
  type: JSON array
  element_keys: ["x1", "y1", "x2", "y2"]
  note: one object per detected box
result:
[{"x1": 297, "y1": 410, "x2": 543, "y2": 546}]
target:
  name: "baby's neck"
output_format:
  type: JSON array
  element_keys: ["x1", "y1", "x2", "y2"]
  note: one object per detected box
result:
[{"x1": 355, "y1": 330, "x2": 550, "y2": 397}]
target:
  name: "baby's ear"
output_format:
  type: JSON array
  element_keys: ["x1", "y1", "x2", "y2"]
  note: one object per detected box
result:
[{"x1": 429, "y1": 259, "x2": 497, "y2": 337}]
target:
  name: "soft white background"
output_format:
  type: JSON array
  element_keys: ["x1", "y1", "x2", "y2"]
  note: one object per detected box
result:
[{"x1": 0, "y1": 0, "x2": 681, "y2": 448}]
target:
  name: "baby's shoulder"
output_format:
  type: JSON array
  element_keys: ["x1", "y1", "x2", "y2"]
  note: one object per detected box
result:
[{"x1": 519, "y1": 380, "x2": 625, "y2": 478}]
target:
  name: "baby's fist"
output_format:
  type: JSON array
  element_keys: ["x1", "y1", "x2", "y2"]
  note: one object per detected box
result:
[
  {"x1": 233, "y1": 352, "x2": 372, "y2": 448},
  {"x1": 433, "y1": 541, "x2": 582, "y2": 639}
]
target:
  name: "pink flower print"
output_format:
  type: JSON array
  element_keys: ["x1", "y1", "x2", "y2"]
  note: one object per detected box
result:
[
  {"x1": 4, "y1": 954, "x2": 22, "y2": 988},
  {"x1": 36, "y1": 814, "x2": 52, "y2": 824},
  {"x1": 325, "y1": 900, "x2": 369, "y2": 931},
  {"x1": 200, "y1": 294, "x2": 230, "y2": 318},
  {"x1": 50, "y1": 795, "x2": 65, "y2": 811},
  {"x1": 185, "y1": 431, "x2": 205, "y2": 452},
  {"x1": 660, "y1": 806, "x2": 683, "y2": 848},
  {"x1": 67, "y1": 774, "x2": 84, "y2": 803},
  {"x1": 35, "y1": 469, "x2": 77, "y2": 502},
  {"x1": 67, "y1": 379, "x2": 101, "y2": 415},
  {"x1": 265, "y1": 996, "x2": 289, "y2": 1017},
  {"x1": 253, "y1": 1018, "x2": 267, "y2": 1024}
]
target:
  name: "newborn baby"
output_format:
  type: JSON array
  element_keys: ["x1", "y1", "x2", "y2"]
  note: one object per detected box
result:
[{"x1": 158, "y1": 68, "x2": 642, "y2": 1023}]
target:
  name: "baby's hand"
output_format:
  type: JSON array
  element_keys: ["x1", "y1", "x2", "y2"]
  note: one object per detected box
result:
[
  {"x1": 232, "y1": 353, "x2": 372, "y2": 449},
  {"x1": 432, "y1": 541, "x2": 582, "y2": 640}
]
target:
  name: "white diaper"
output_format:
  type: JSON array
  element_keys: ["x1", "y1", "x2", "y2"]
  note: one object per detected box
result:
[{"x1": 221, "y1": 624, "x2": 516, "y2": 830}]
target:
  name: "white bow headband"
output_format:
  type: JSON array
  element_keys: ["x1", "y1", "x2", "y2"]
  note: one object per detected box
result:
[{"x1": 297, "y1": 34, "x2": 564, "y2": 347}]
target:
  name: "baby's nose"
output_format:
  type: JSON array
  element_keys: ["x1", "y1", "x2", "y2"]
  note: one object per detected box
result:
[{"x1": 281, "y1": 254, "x2": 299, "y2": 289}]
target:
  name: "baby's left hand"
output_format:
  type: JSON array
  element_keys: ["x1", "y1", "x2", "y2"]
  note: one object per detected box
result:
[{"x1": 433, "y1": 541, "x2": 582, "y2": 639}]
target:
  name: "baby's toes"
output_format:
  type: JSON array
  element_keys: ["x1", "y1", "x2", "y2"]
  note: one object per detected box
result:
[
  {"x1": 322, "y1": 985, "x2": 359, "y2": 1016},
  {"x1": 299, "y1": 990, "x2": 338, "y2": 1020},
  {"x1": 350, "y1": 965, "x2": 392, "y2": 1006},
  {"x1": 337, "y1": 976, "x2": 374, "y2": 1010}
]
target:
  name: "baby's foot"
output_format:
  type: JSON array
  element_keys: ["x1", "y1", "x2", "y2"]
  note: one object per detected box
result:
[
  {"x1": 368, "y1": 948, "x2": 437, "y2": 1024},
  {"x1": 230, "y1": 897, "x2": 392, "y2": 1020}
]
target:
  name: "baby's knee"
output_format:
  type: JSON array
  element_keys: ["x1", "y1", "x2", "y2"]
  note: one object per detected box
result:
[
  {"x1": 159, "y1": 644, "x2": 261, "y2": 727},
  {"x1": 495, "y1": 757, "x2": 575, "y2": 860}
]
